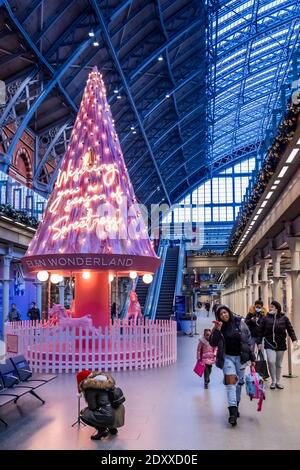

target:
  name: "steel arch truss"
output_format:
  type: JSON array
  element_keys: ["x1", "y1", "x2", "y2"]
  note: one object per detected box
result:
[
  {"x1": 207, "y1": 0, "x2": 300, "y2": 165},
  {"x1": 0, "y1": 0, "x2": 299, "y2": 211}
]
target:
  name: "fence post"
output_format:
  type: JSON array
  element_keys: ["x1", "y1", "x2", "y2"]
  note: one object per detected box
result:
[
  {"x1": 129, "y1": 320, "x2": 133, "y2": 371},
  {"x1": 112, "y1": 322, "x2": 116, "y2": 372},
  {"x1": 91, "y1": 327, "x2": 95, "y2": 371},
  {"x1": 58, "y1": 326, "x2": 63, "y2": 373},
  {"x1": 45, "y1": 325, "x2": 50, "y2": 374},
  {"x1": 65, "y1": 326, "x2": 70, "y2": 374},
  {"x1": 84, "y1": 326, "x2": 89, "y2": 370},
  {"x1": 71, "y1": 327, "x2": 76, "y2": 373}
]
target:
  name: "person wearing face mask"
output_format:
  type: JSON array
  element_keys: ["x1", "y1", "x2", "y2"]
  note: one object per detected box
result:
[
  {"x1": 209, "y1": 305, "x2": 255, "y2": 426},
  {"x1": 257, "y1": 300, "x2": 298, "y2": 390},
  {"x1": 245, "y1": 300, "x2": 267, "y2": 351}
]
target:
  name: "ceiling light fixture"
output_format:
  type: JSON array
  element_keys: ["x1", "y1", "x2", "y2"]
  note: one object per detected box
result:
[
  {"x1": 265, "y1": 191, "x2": 273, "y2": 200},
  {"x1": 286, "y1": 148, "x2": 299, "y2": 163},
  {"x1": 278, "y1": 166, "x2": 288, "y2": 178}
]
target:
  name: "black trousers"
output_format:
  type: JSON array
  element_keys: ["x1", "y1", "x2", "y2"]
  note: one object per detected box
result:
[{"x1": 204, "y1": 364, "x2": 212, "y2": 384}]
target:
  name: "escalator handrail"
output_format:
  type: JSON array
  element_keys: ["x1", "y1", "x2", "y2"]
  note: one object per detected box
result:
[
  {"x1": 174, "y1": 240, "x2": 185, "y2": 300},
  {"x1": 143, "y1": 240, "x2": 167, "y2": 318},
  {"x1": 147, "y1": 241, "x2": 169, "y2": 320}
]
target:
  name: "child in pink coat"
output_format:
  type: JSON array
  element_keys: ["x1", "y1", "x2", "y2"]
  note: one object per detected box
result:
[{"x1": 197, "y1": 328, "x2": 217, "y2": 388}]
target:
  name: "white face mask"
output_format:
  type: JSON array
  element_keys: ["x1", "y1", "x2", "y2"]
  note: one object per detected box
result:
[{"x1": 255, "y1": 307, "x2": 262, "y2": 313}]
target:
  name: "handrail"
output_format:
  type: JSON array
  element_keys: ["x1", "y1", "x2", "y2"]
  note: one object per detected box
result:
[
  {"x1": 143, "y1": 239, "x2": 166, "y2": 318},
  {"x1": 171, "y1": 241, "x2": 186, "y2": 323},
  {"x1": 174, "y1": 240, "x2": 185, "y2": 299},
  {"x1": 146, "y1": 241, "x2": 169, "y2": 320}
]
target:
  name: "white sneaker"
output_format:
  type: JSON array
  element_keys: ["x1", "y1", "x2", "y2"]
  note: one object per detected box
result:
[{"x1": 276, "y1": 383, "x2": 284, "y2": 389}]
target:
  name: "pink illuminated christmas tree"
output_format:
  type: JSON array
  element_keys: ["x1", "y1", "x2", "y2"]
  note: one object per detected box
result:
[{"x1": 23, "y1": 67, "x2": 160, "y2": 275}]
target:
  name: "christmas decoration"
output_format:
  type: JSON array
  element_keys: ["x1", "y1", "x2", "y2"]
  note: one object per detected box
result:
[
  {"x1": 229, "y1": 99, "x2": 300, "y2": 253},
  {"x1": 22, "y1": 66, "x2": 161, "y2": 326},
  {"x1": 23, "y1": 67, "x2": 160, "y2": 271}
]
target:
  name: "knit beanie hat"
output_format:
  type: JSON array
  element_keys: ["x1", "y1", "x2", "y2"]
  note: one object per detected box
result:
[{"x1": 76, "y1": 370, "x2": 90, "y2": 390}]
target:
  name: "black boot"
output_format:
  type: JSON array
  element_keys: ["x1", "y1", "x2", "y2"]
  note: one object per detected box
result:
[
  {"x1": 237, "y1": 402, "x2": 240, "y2": 418},
  {"x1": 228, "y1": 406, "x2": 238, "y2": 426},
  {"x1": 91, "y1": 428, "x2": 109, "y2": 440}
]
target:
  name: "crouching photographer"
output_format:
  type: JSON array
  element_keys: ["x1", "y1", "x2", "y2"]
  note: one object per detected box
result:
[{"x1": 76, "y1": 370, "x2": 125, "y2": 440}]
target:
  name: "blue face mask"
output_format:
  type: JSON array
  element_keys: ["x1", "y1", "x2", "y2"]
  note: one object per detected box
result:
[{"x1": 255, "y1": 307, "x2": 262, "y2": 313}]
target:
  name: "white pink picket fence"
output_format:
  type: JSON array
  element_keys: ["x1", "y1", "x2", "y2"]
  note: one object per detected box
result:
[{"x1": 5, "y1": 319, "x2": 177, "y2": 373}]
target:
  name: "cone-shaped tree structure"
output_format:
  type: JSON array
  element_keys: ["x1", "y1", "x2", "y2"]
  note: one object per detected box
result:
[{"x1": 22, "y1": 67, "x2": 160, "y2": 275}]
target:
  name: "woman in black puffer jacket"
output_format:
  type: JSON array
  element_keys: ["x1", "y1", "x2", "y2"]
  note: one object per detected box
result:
[
  {"x1": 209, "y1": 305, "x2": 255, "y2": 426},
  {"x1": 77, "y1": 371, "x2": 118, "y2": 440},
  {"x1": 257, "y1": 301, "x2": 298, "y2": 390}
]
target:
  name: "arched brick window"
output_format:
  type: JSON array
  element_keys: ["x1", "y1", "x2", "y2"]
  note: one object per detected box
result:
[{"x1": 14, "y1": 147, "x2": 33, "y2": 183}]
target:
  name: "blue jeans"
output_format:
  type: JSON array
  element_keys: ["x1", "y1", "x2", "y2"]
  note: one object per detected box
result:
[{"x1": 223, "y1": 355, "x2": 246, "y2": 407}]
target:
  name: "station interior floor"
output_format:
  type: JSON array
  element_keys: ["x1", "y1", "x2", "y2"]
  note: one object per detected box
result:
[{"x1": 1, "y1": 310, "x2": 300, "y2": 450}]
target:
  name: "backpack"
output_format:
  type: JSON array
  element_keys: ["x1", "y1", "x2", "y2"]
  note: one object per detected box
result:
[
  {"x1": 108, "y1": 387, "x2": 125, "y2": 409},
  {"x1": 245, "y1": 367, "x2": 265, "y2": 412}
]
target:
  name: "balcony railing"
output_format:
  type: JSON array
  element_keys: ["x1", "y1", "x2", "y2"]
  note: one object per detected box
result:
[{"x1": 0, "y1": 171, "x2": 47, "y2": 227}]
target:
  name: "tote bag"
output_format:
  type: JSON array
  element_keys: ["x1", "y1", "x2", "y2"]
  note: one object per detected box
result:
[
  {"x1": 193, "y1": 360, "x2": 206, "y2": 377},
  {"x1": 255, "y1": 351, "x2": 269, "y2": 379}
]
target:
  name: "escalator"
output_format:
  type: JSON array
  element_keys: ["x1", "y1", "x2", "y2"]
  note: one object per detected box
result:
[
  {"x1": 155, "y1": 246, "x2": 179, "y2": 320},
  {"x1": 135, "y1": 277, "x2": 150, "y2": 315}
]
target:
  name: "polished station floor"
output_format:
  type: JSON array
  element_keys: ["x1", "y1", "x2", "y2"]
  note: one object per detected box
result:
[{"x1": 1, "y1": 312, "x2": 300, "y2": 450}]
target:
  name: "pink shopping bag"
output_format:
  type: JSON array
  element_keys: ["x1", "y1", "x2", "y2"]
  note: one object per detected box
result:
[{"x1": 193, "y1": 360, "x2": 206, "y2": 377}]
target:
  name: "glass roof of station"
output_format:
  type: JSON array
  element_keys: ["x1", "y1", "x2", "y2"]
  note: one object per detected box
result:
[{"x1": 208, "y1": 0, "x2": 300, "y2": 164}]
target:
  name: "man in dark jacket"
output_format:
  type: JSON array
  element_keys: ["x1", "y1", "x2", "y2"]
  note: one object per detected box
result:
[
  {"x1": 257, "y1": 300, "x2": 298, "y2": 390},
  {"x1": 205, "y1": 302, "x2": 210, "y2": 317},
  {"x1": 77, "y1": 370, "x2": 124, "y2": 440},
  {"x1": 210, "y1": 304, "x2": 255, "y2": 426},
  {"x1": 27, "y1": 302, "x2": 40, "y2": 321},
  {"x1": 7, "y1": 303, "x2": 21, "y2": 322},
  {"x1": 212, "y1": 302, "x2": 220, "y2": 319}
]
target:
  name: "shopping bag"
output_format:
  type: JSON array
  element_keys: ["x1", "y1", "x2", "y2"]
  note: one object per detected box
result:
[
  {"x1": 255, "y1": 351, "x2": 269, "y2": 379},
  {"x1": 193, "y1": 360, "x2": 206, "y2": 377},
  {"x1": 245, "y1": 366, "x2": 266, "y2": 412},
  {"x1": 255, "y1": 360, "x2": 269, "y2": 379}
]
